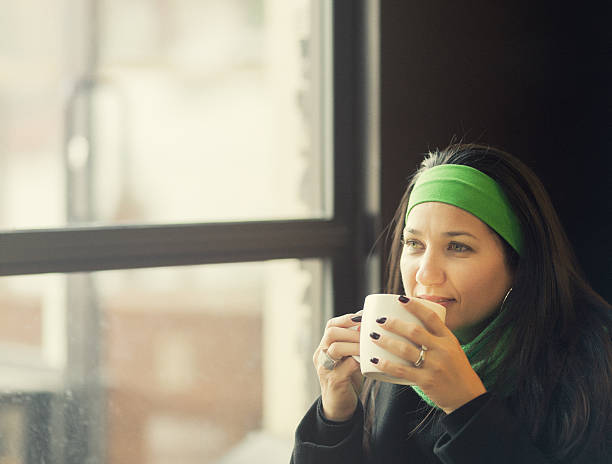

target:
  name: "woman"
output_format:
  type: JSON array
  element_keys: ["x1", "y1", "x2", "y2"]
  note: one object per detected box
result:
[{"x1": 291, "y1": 143, "x2": 612, "y2": 463}]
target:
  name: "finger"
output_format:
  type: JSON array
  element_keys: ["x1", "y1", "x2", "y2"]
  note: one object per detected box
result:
[
  {"x1": 316, "y1": 351, "x2": 360, "y2": 377},
  {"x1": 321, "y1": 326, "x2": 360, "y2": 348},
  {"x1": 400, "y1": 297, "x2": 448, "y2": 336},
  {"x1": 326, "y1": 310, "x2": 364, "y2": 329},
  {"x1": 327, "y1": 341, "x2": 360, "y2": 360},
  {"x1": 376, "y1": 318, "x2": 435, "y2": 348},
  {"x1": 369, "y1": 356, "x2": 424, "y2": 385},
  {"x1": 367, "y1": 330, "x2": 421, "y2": 363},
  {"x1": 334, "y1": 356, "x2": 361, "y2": 377}
]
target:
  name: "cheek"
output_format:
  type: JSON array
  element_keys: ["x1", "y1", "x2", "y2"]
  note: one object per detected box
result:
[
  {"x1": 399, "y1": 250, "x2": 416, "y2": 292},
  {"x1": 455, "y1": 259, "x2": 511, "y2": 311}
]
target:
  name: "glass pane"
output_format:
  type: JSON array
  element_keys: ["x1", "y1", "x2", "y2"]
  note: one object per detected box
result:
[
  {"x1": 0, "y1": 260, "x2": 327, "y2": 463},
  {"x1": 0, "y1": 0, "x2": 332, "y2": 230}
]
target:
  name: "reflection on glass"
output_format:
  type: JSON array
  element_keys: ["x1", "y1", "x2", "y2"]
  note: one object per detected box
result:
[
  {"x1": 0, "y1": 0, "x2": 331, "y2": 230},
  {"x1": 0, "y1": 260, "x2": 326, "y2": 463}
]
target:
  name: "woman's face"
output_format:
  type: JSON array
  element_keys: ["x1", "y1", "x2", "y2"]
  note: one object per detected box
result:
[{"x1": 400, "y1": 201, "x2": 513, "y2": 343}]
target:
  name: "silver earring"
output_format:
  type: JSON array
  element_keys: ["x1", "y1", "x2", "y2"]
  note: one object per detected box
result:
[{"x1": 501, "y1": 287, "x2": 513, "y2": 310}]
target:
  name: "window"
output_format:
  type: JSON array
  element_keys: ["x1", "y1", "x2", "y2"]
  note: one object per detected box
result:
[
  {"x1": 0, "y1": 1, "x2": 369, "y2": 463},
  {"x1": 0, "y1": 261, "x2": 327, "y2": 462},
  {"x1": 1, "y1": 0, "x2": 332, "y2": 228}
]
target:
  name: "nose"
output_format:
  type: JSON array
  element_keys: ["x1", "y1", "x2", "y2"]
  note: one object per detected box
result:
[{"x1": 415, "y1": 249, "x2": 446, "y2": 287}]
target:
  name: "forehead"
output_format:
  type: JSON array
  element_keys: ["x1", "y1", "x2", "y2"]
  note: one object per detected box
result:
[{"x1": 405, "y1": 202, "x2": 490, "y2": 234}]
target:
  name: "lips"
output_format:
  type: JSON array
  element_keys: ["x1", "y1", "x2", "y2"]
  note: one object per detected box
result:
[{"x1": 417, "y1": 295, "x2": 456, "y2": 305}]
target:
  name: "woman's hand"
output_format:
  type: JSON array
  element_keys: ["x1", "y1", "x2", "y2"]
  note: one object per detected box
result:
[
  {"x1": 369, "y1": 297, "x2": 486, "y2": 414},
  {"x1": 313, "y1": 311, "x2": 363, "y2": 421}
]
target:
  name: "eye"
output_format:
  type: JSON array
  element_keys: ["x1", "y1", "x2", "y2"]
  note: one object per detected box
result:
[
  {"x1": 402, "y1": 238, "x2": 424, "y2": 250},
  {"x1": 448, "y1": 241, "x2": 472, "y2": 252}
]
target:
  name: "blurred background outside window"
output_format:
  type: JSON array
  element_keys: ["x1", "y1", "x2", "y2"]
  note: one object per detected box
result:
[
  {"x1": 0, "y1": 0, "x2": 331, "y2": 228},
  {"x1": 0, "y1": 0, "x2": 333, "y2": 462},
  {"x1": 0, "y1": 261, "x2": 327, "y2": 463}
]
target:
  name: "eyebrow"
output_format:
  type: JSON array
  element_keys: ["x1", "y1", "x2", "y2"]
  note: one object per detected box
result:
[{"x1": 405, "y1": 228, "x2": 478, "y2": 239}]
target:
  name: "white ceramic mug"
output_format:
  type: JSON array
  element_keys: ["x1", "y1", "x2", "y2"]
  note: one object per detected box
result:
[{"x1": 357, "y1": 294, "x2": 446, "y2": 385}]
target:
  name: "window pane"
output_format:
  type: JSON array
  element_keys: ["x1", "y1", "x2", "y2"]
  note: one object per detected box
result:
[
  {"x1": 0, "y1": 260, "x2": 328, "y2": 463},
  {"x1": 0, "y1": 0, "x2": 332, "y2": 230}
]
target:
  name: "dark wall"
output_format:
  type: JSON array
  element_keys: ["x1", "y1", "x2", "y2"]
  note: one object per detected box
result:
[{"x1": 379, "y1": 3, "x2": 612, "y2": 301}]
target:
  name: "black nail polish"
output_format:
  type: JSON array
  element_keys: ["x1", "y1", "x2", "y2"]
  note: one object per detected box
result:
[
  {"x1": 369, "y1": 332, "x2": 380, "y2": 340},
  {"x1": 376, "y1": 317, "x2": 387, "y2": 324},
  {"x1": 351, "y1": 315, "x2": 362, "y2": 322},
  {"x1": 398, "y1": 295, "x2": 410, "y2": 303},
  {"x1": 370, "y1": 357, "x2": 379, "y2": 364}
]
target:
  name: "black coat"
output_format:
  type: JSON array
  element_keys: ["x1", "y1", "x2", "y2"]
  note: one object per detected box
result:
[{"x1": 291, "y1": 382, "x2": 609, "y2": 463}]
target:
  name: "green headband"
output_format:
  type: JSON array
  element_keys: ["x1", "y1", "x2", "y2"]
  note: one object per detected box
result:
[{"x1": 406, "y1": 164, "x2": 523, "y2": 254}]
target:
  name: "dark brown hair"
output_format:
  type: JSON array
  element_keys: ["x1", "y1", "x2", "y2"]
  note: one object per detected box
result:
[{"x1": 362, "y1": 143, "x2": 612, "y2": 461}]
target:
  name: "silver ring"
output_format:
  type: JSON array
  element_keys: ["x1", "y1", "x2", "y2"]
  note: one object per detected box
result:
[
  {"x1": 318, "y1": 349, "x2": 340, "y2": 370},
  {"x1": 413, "y1": 345, "x2": 427, "y2": 368}
]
